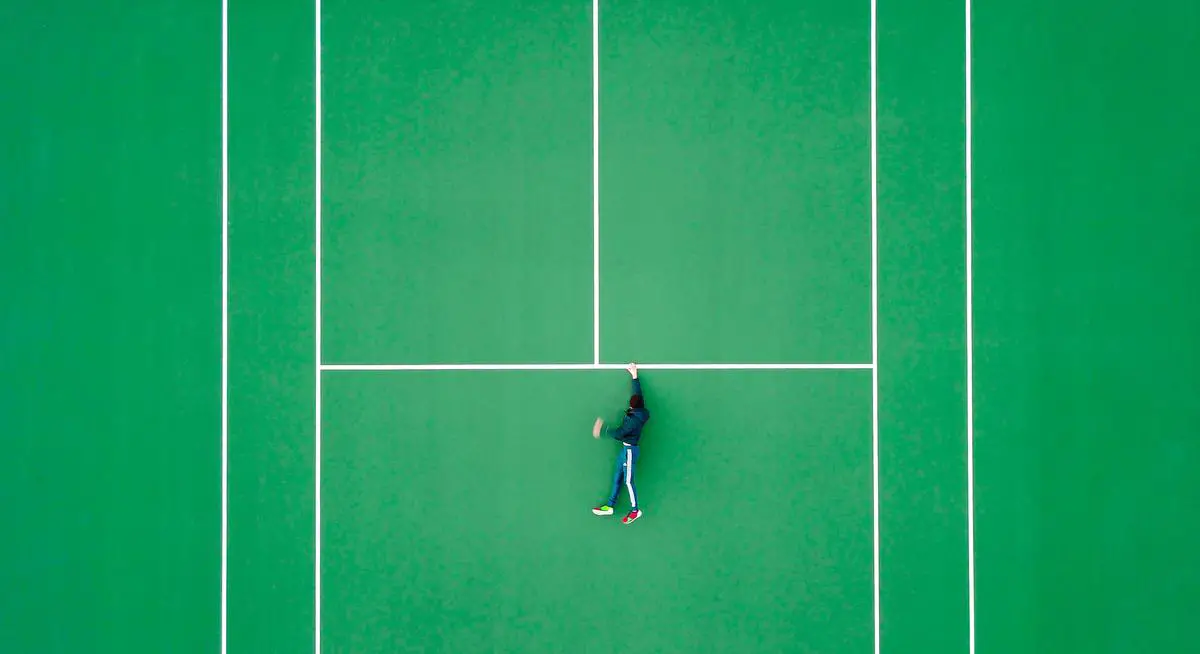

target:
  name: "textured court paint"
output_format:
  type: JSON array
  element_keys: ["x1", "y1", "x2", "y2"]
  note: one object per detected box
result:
[
  {"x1": 876, "y1": 0, "x2": 970, "y2": 651},
  {"x1": 973, "y1": 3, "x2": 1200, "y2": 653},
  {"x1": 0, "y1": 2, "x2": 220, "y2": 652},
  {"x1": 322, "y1": 371, "x2": 872, "y2": 653},
  {"x1": 226, "y1": 0, "x2": 316, "y2": 652},
  {"x1": 5, "y1": 2, "x2": 1195, "y2": 652},
  {"x1": 599, "y1": 0, "x2": 871, "y2": 364},
  {"x1": 320, "y1": 0, "x2": 593, "y2": 365}
]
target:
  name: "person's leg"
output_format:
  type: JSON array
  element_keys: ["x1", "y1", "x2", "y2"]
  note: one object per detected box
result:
[
  {"x1": 607, "y1": 448, "x2": 626, "y2": 506},
  {"x1": 593, "y1": 448, "x2": 624, "y2": 515},
  {"x1": 622, "y1": 445, "x2": 642, "y2": 523},
  {"x1": 626, "y1": 446, "x2": 639, "y2": 510}
]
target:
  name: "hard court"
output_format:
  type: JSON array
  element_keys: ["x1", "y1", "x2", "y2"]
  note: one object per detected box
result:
[{"x1": 1, "y1": 1, "x2": 1196, "y2": 653}]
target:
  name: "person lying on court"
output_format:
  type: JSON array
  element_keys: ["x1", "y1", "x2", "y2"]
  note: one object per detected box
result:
[{"x1": 591, "y1": 362, "x2": 649, "y2": 525}]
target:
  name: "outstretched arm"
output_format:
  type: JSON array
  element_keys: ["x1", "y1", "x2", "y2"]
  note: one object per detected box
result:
[
  {"x1": 594, "y1": 416, "x2": 633, "y2": 440},
  {"x1": 592, "y1": 364, "x2": 642, "y2": 439},
  {"x1": 605, "y1": 416, "x2": 636, "y2": 440}
]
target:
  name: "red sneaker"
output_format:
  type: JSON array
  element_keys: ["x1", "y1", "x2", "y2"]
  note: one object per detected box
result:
[{"x1": 622, "y1": 509, "x2": 642, "y2": 525}]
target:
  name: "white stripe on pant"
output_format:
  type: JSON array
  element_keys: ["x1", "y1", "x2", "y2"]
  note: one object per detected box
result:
[{"x1": 625, "y1": 447, "x2": 637, "y2": 509}]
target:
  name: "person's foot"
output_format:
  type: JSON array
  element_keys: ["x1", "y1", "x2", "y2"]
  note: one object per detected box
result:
[
  {"x1": 592, "y1": 504, "x2": 614, "y2": 516},
  {"x1": 622, "y1": 509, "x2": 643, "y2": 524}
]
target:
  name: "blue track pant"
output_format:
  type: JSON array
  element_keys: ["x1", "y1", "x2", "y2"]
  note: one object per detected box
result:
[{"x1": 606, "y1": 444, "x2": 639, "y2": 509}]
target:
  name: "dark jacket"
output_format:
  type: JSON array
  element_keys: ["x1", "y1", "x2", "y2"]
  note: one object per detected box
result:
[{"x1": 605, "y1": 378, "x2": 649, "y2": 446}]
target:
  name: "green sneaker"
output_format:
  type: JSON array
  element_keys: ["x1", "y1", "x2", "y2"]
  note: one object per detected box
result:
[{"x1": 592, "y1": 504, "x2": 614, "y2": 516}]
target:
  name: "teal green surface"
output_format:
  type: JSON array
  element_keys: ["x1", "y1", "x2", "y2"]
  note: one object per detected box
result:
[
  {"x1": 322, "y1": 371, "x2": 872, "y2": 653},
  {"x1": 974, "y1": 2, "x2": 1200, "y2": 652},
  {"x1": 876, "y1": 0, "x2": 970, "y2": 652},
  {"x1": 6, "y1": 1, "x2": 1198, "y2": 652},
  {"x1": 321, "y1": 0, "x2": 594, "y2": 365},
  {"x1": 0, "y1": 1, "x2": 220, "y2": 652},
  {"x1": 600, "y1": 0, "x2": 871, "y2": 364},
  {"x1": 227, "y1": 0, "x2": 316, "y2": 652}
]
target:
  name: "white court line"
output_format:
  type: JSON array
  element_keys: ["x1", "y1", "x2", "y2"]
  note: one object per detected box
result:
[
  {"x1": 869, "y1": 0, "x2": 881, "y2": 651},
  {"x1": 321, "y1": 362, "x2": 873, "y2": 371},
  {"x1": 315, "y1": 5, "x2": 881, "y2": 654},
  {"x1": 592, "y1": 0, "x2": 601, "y2": 366},
  {"x1": 220, "y1": 0, "x2": 229, "y2": 651},
  {"x1": 965, "y1": 0, "x2": 977, "y2": 651},
  {"x1": 314, "y1": 0, "x2": 324, "y2": 649}
]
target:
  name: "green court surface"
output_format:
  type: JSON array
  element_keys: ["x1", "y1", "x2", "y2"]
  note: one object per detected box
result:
[
  {"x1": 1, "y1": 1, "x2": 1197, "y2": 654},
  {"x1": 322, "y1": 371, "x2": 872, "y2": 653}
]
